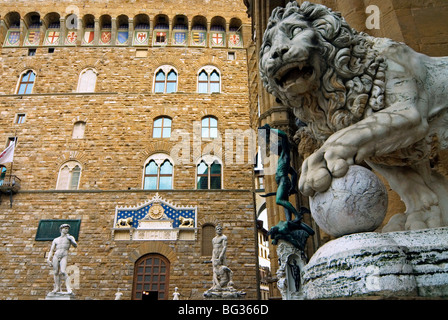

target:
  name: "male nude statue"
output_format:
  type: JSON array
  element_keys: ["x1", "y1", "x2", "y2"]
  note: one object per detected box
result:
[
  {"x1": 46, "y1": 224, "x2": 78, "y2": 294},
  {"x1": 211, "y1": 224, "x2": 232, "y2": 290}
]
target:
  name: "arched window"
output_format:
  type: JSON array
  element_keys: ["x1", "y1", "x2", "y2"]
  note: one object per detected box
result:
[
  {"x1": 201, "y1": 224, "x2": 215, "y2": 256},
  {"x1": 154, "y1": 66, "x2": 178, "y2": 93},
  {"x1": 143, "y1": 154, "x2": 173, "y2": 190},
  {"x1": 153, "y1": 116, "x2": 172, "y2": 138},
  {"x1": 77, "y1": 68, "x2": 97, "y2": 93},
  {"x1": 201, "y1": 116, "x2": 218, "y2": 138},
  {"x1": 17, "y1": 70, "x2": 36, "y2": 94},
  {"x1": 133, "y1": 254, "x2": 170, "y2": 300},
  {"x1": 56, "y1": 161, "x2": 82, "y2": 190},
  {"x1": 197, "y1": 66, "x2": 221, "y2": 93},
  {"x1": 196, "y1": 156, "x2": 222, "y2": 190}
]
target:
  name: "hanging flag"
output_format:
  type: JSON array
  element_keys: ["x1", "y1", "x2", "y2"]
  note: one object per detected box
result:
[{"x1": 0, "y1": 142, "x2": 15, "y2": 165}]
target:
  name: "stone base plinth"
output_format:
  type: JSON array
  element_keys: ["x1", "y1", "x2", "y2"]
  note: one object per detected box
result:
[
  {"x1": 203, "y1": 288, "x2": 246, "y2": 300},
  {"x1": 302, "y1": 227, "x2": 448, "y2": 299},
  {"x1": 46, "y1": 292, "x2": 76, "y2": 300}
]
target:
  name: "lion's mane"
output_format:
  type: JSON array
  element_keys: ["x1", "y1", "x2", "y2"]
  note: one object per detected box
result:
[{"x1": 260, "y1": 1, "x2": 387, "y2": 143}]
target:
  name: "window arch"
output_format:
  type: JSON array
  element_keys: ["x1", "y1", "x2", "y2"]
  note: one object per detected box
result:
[
  {"x1": 196, "y1": 156, "x2": 222, "y2": 190},
  {"x1": 153, "y1": 116, "x2": 172, "y2": 138},
  {"x1": 77, "y1": 68, "x2": 97, "y2": 93},
  {"x1": 197, "y1": 66, "x2": 221, "y2": 93},
  {"x1": 143, "y1": 154, "x2": 174, "y2": 190},
  {"x1": 201, "y1": 116, "x2": 218, "y2": 138},
  {"x1": 133, "y1": 253, "x2": 170, "y2": 300},
  {"x1": 16, "y1": 70, "x2": 36, "y2": 94},
  {"x1": 154, "y1": 66, "x2": 178, "y2": 93},
  {"x1": 56, "y1": 160, "x2": 82, "y2": 190}
]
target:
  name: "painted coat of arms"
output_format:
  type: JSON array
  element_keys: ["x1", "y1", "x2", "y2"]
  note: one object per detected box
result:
[
  {"x1": 4, "y1": 30, "x2": 20, "y2": 46},
  {"x1": 65, "y1": 31, "x2": 77, "y2": 45},
  {"x1": 44, "y1": 30, "x2": 60, "y2": 45},
  {"x1": 133, "y1": 31, "x2": 149, "y2": 45},
  {"x1": 228, "y1": 33, "x2": 242, "y2": 47},
  {"x1": 24, "y1": 30, "x2": 40, "y2": 46},
  {"x1": 116, "y1": 31, "x2": 129, "y2": 45},
  {"x1": 191, "y1": 31, "x2": 206, "y2": 46},
  {"x1": 99, "y1": 31, "x2": 111, "y2": 45},
  {"x1": 83, "y1": 30, "x2": 94, "y2": 45},
  {"x1": 211, "y1": 32, "x2": 224, "y2": 46}
]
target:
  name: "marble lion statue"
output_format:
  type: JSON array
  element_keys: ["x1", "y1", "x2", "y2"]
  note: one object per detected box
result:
[{"x1": 259, "y1": 1, "x2": 448, "y2": 232}]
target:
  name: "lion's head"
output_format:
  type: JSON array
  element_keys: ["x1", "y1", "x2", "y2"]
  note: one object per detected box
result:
[{"x1": 260, "y1": 1, "x2": 386, "y2": 142}]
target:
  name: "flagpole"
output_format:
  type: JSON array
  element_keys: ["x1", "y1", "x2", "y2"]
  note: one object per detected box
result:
[{"x1": 9, "y1": 134, "x2": 17, "y2": 181}]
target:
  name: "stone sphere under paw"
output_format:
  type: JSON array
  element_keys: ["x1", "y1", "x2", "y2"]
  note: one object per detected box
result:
[{"x1": 309, "y1": 165, "x2": 388, "y2": 237}]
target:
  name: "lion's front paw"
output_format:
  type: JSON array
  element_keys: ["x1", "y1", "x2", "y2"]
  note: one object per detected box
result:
[{"x1": 299, "y1": 146, "x2": 353, "y2": 196}]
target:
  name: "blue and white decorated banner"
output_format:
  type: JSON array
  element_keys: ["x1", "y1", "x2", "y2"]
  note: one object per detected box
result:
[{"x1": 114, "y1": 193, "x2": 197, "y2": 229}]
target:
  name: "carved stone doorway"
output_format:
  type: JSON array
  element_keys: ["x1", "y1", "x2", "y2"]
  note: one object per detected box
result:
[{"x1": 132, "y1": 253, "x2": 170, "y2": 300}]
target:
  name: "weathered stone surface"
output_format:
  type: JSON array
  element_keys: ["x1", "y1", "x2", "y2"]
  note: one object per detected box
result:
[
  {"x1": 259, "y1": 1, "x2": 448, "y2": 233},
  {"x1": 309, "y1": 165, "x2": 388, "y2": 237},
  {"x1": 302, "y1": 227, "x2": 448, "y2": 299}
]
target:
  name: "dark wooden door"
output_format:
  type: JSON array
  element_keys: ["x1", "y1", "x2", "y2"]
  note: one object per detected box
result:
[{"x1": 133, "y1": 254, "x2": 170, "y2": 300}]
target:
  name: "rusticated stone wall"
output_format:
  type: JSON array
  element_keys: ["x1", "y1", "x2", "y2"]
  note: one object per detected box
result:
[{"x1": 0, "y1": 0, "x2": 258, "y2": 300}]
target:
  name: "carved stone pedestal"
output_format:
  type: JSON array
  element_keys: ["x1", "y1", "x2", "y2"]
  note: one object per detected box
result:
[
  {"x1": 203, "y1": 288, "x2": 246, "y2": 300},
  {"x1": 45, "y1": 291, "x2": 76, "y2": 300},
  {"x1": 302, "y1": 227, "x2": 448, "y2": 299},
  {"x1": 276, "y1": 240, "x2": 308, "y2": 300}
]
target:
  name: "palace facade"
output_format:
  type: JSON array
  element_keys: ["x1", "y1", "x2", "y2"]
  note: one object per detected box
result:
[{"x1": 0, "y1": 0, "x2": 258, "y2": 300}]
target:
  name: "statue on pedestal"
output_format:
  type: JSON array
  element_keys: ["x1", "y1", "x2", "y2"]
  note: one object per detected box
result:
[
  {"x1": 46, "y1": 223, "x2": 77, "y2": 298},
  {"x1": 259, "y1": 1, "x2": 448, "y2": 233},
  {"x1": 203, "y1": 224, "x2": 245, "y2": 299}
]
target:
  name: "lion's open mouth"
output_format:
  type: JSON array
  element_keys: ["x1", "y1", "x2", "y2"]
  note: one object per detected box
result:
[{"x1": 274, "y1": 62, "x2": 314, "y2": 89}]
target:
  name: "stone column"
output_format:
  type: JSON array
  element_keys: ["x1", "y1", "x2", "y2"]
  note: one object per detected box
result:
[{"x1": 93, "y1": 18, "x2": 100, "y2": 45}]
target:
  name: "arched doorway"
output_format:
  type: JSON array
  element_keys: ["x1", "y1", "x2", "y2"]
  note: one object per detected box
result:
[{"x1": 132, "y1": 253, "x2": 170, "y2": 300}]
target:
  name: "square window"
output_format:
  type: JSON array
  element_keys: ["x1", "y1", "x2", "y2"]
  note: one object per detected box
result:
[
  {"x1": 15, "y1": 114, "x2": 26, "y2": 124},
  {"x1": 228, "y1": 52, "x2": 236, "y2": 60},
  {"x1": 7, "y1": 137, "x2": 17, "y2": 147},
  {"x1": 48, "y1": 48, "x2": 55, "y2": 53},
  {"x1": 28, "y1": 48, "x2": 36, "y2": 56}
]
